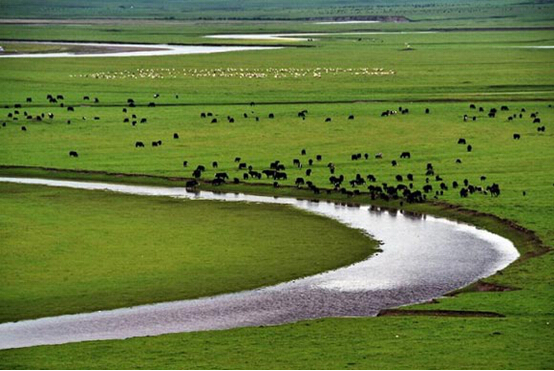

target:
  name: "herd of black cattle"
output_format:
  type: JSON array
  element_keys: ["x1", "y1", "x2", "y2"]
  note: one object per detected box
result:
[{"x1": 2, "y1": 94, "x2": 550, "y2": 204}]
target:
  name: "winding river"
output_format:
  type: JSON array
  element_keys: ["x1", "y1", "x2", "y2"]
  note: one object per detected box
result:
[
  {"x1": 0, "y1": 177, "x2": 519, "y2": 350},
  {"x1": 0, "y1": 41, "x2": 281, "y2": 58}
]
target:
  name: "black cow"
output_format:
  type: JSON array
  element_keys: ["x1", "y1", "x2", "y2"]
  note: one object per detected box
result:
[
  {"x1": 513, "y1": 133, "x2": 521, "y2": 140},
  {"x1": 26, "y1": 97, "x2": 32, "y2": 102},
  {"x1": 186, "y1": 180, "x2": 198, "y2": 188},
  {"x1": 348, "y1": 115, "x2": 354, "y2": 120},
  {"x1": 69, "y1": 151, "x2": 79, "y2": 158},
  {"x1": 201, "y1": 113, "x2": 206, "y2": 118},
  {"x1": 262, "y1": 169, "x2": 276, "y2": 178},
  {"x1": 306, "y1": 169, "x2": 312, "y2": 176},
  {"x1": 400, "y1": 152, "x2": 411, "y2": 159},
  {"x1": 274, "y1": 172, "x2": 287, "y2": 180},
  {"x1": 141, "y1": 118, "x2": 147, "y2": 123},
  {"x1": 458, "y1": 138, "x2": 466, "y2": 144},
  {"x1": 534, "y1": 118, "x2": 541, "y2": 124},
  {"x1": 212, "y1": 161, "x2": 218, "y2": 168},
  {"x1": 269, "y1": 113, "x2": 274, "y2": 119},
  {"x1": 407, "y1": 174, "x2": 414, "y2": 181},
  {"x1": 308, "y1": 159, "x2": 313, "y2": 166},
  {"x1": 192, "y1": 169, "x2": 202, "y2": 178},
  {"x1": 67, "y1": 106, "x2": 74, "y2": 112},
  {"x1": 295, "y1": 177, "x2": 305, "y2": 187},
  {"x1": 135, "y1": 141, "x2": 144, "y2": 148},
  {"x1": 83, "y1": 96, "x2": 90, "y2": 100},
  {"x1": 238, "y1": 163, "x2": 247, "y2": 170},
  {"x1": 148, "y1": 102, "x2": 155, "y2": 107},
  {"x1": 301, "y1": 149, "x2": 307, "y2": 155},
  {"x1": 215, "y1": 172, "x2": 228, "y2": 179},
  {"x1": 456, "y1": 159, "x2": 462, "y2": 164},
  {"x1": 212, "y1": 178, "x2": 225, "y2": 186},
  {"x1": 173, "y1": 133, "x2": 179, "y2": 139},
  {"x1": 467, "y1": 145, "x2": 473, "y2": 152},
  {"x1": 235, "y1": 157, "x2": 241, "y2": 163},
  {"x1": 183, "y1": 161, "x2": 188, "y2": 167},
  {"x1": 21, "y1": 126, "x2": 26, "y2": 131},
  {"x1": 196, "y1": 165, "x2": 206, "y2": 172},
  {"x1": 293, "y1": 159, "x2": 301, "y2": 167},
  {"x1": 391, "y1": 160, "x2": 397, "y2": 167},
  {"x1": 396, "y1": 175, "x2": 403, "y2": 182},
  {"x1": 211, "y1": 118, "x2": 218, "y2": 124}
]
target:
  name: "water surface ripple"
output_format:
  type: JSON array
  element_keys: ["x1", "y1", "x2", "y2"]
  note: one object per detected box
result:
[{"x1": 0, "y1": 177, "x2": 519, "y2": 350}]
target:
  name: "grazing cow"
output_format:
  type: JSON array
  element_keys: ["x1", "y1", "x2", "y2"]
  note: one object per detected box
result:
[
  {"x1": 69, "y1": 151, "x2": 79, "y2": 158},
  {"x1": 140, "y1": 118, "x2": 147, "y2": 124},
  {"x1": 480, "y1": 176, "x2": 487, "y2": 181},
  {"x1": 460, "y1": 188, "x2": 468, "y2": 197},
  {"x1": 171, "y1": 133, "x2": 179, "y2": 139},
  {"x1": 212, "y1": 178, "x2": 225, "y2": 186},
  {"x1": 212, "y1": 161, "x2": 218, "y2": 168},
  {"x1": 94, "y1": 117, "x2": 100, "y2": 120},
  {"x1": 364, "y1": 153, "x2": 369, "y2": 160},
  {"x1": 458, "y1": 138, "x2": 466, "y2": 144},
  {"x1": 391, "y1": 160, "x2": 397, "y2": 167},
  {"x1": 94, "y1": 98, "x2": 99, "y2": 103},
  {"x1": 207, "y1": 112, "x2": 213, "y2": 117},
  {"x1": 233, "y1": 178, "x2": 240, "y2": 184},
  {"x1": 243, "y1": 173, "x2": 249, "y2": 180},
  {"x1": 152, "y1": 141, "x2": 159, "y2": 147},
  {"x1": 201, "y1": 113, "x2": 206, "y2": 118},
  {"x1": 423, "y1": 184, "x2": 433, "y2": 193},
  {"x1": 48, "y1": 113, "x2": 54, "y2": 119},
  {"x1": 215, "y1": 172, "x2": 229, "y2": 180},
  {"x1": 467, "y1": 145, "x2": 473, "y2": 152},
  {"x1": 234, "y1": 157, "x2": 241, "y2": 163},
  {"x1": 154, "y1": 93, "x2": 160, "y2": 98},
  {"x1": 183, "y1": 161, "x2": 188, "y2": 167},
  {"x1": 228, "y1": 117, "x2": 235, "y2": 123},
  {"x1": 269, "y1": 113, "x2": 274, "y2": 119},
  {"x1": 534, "y1": 118, "x2": 541, "y2": 124},
  {"x1": 262, "y1": 169, "x2": 276, "y2": 178},
  {"x1": 513, "y1": 133, "x2": 521, "y2": 140},
  {"x1": 400, "y1": 152, "x2": 411, "y2": 159},
  {"x1": 192, "y1": 169, "x2": 202, "y2": 178},
  {"x1": 21, "y1": 126, "x2": 26, "y2": 131},
  {"x1": 375, "y1": 153, "x2": 383, "y2": 159},
  {"x1": 537, "y1": 126, "x2": 546, "y2": 132},
  {"x1": 249, "y1": 171, "x2": 262, "y2": 179},
  {"x1": 501, "y1": 105, "x2": 509, "y2": 111},
  {"x1": 301, "y1": 149, "x2": 307, "y2": 155},
  {"x1": 325, "y1": 117, "x2": 332, "y2": 122},
  {"x1": 146, "y1": 102, "x2": 155, "y2": 107},
  {"x1": 435, "y1": 175, "x2": 443, "y2": 181},
  {"x1": 26, "y1": 97, "x2": 32, "y2": 103},
  {"x1": 196, "y1": 165, "x2": 206, "y2": 172},
  {"x1": 293, "y1": 159, "x2": 301, "y2": 167},
  {"x1": 67, "y1": 106, "x2": 74, "y2": 112},
  {"x1": 211, "y1": 118, "x2": 218, "y2": 123},
  {"x1": 348, "y1": 115, "x2": 354, "y2": 120},
  {"x1": 306, "y1": 169, "x2": 312, "y2": 176},
  {"x1": 124, "y1": 118, "x2": 130, "y2": 123},
  {"x1": 295, "y1": 177, "x2": 305, "y2": 187},
  {"x1": 470, "y1": 104, "x2": 476, "y2": 109},
  {"x1": 396, "y1": 175, "x2": 403, "y2": 182},
  {"x1": 83, "y1": 96, "x2": 90, "y2": 100},
  {"x1": 243, "y1": 113, "x2": 248, "y2": 118},
  {"x1": 425, "y1": 108, "x2": 430, "y2": 114},
  {"x1": 407, "y1": 174, "x2": 414, "y2": 181},
  {"x1": 275, "y1": 172, "x2": 287, "y2": 180},
  {"x1": 238, "y1": 163, "x2": 247, "y2": 170},
  {"x1": 308, "y1": 159, "x2": 313, "y2": 166},
  {"x1": 452, "y1": 181, "x2": 459, "y2": 189},
  {"x1": 456, "y1": 158, "x2": 462, "y2": 164},
  {"x1": 186, "y1": 180, "x2": 198, "y2": 189}
]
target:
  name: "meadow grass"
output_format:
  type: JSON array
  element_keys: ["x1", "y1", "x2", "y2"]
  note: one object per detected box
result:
[
  {"x1": 0, "y1": 182, "x2": 376, "y2": 323},
  {"x1": 0, "y1": 18, "x2": 553, "y2": 369}
]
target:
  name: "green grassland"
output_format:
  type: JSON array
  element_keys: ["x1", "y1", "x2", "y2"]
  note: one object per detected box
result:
[
  {"x1": 0, "y1": 13, "x2": 553, "y2": 370},
  {"x1": 0, "y1": 181, "x2": 376, "y2": 323},
  {"x1": 1, "y1": 0, "x2": 553, "y2": 29}
]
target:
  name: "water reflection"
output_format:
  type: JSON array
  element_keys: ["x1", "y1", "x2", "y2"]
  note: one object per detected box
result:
[{"x1": 0, "y1": 177, "x2": 518, "y2": 350}]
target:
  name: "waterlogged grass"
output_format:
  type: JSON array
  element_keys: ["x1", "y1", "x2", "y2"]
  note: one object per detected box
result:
[{"x1": 0, "y1": 182, "x2": 376, "y2": 323}]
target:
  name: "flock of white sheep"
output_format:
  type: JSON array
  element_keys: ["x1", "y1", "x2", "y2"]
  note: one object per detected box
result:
[{"x1": 70, "y1": 67, "x2": 395, "y2": 80}]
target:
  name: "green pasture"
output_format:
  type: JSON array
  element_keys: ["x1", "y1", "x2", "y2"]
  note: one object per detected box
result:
[
  {"x1": 0, "y1": 14, "x2": 553, "y2": 370},
  {"x1": 0, "y1": 182, "x2": 376, "y2": 323}
]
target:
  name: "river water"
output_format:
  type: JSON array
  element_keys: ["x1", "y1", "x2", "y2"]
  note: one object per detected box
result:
[{"x1": 0, "y1": 177, "x2": 519, "y2": 349}]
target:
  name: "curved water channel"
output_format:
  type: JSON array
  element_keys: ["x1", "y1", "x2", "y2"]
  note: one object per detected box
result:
[
  {"x1": 0, "y1": 41, "x2": 281, "y2": 58},
  {"x1": 0, "y1": 177, "x2": 519, "y2": 350},
  {"x1": 204, "y1": 31, "x2": 436, "y2": 41}
]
